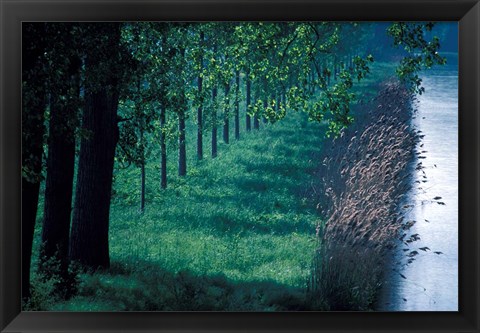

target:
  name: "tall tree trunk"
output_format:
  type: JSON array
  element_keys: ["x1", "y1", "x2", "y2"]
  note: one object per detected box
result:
[
  {"x1": 41, "y1": 57, "x2": 79, "y2": 282},
  {"x1": 197, "y1": 75, "x2": 203, "y2": 160},
  {"x1": 159, "y1": 34, "x2": 168, "y2": 189},
  {"x1": 308, "y1": 65, "x2": 314, "y2": 94},
  {"x1": 313, "y1": 66, "x2": 316, "y2": 92},
  {"x1": 140, "y1": 126, "x2": 146, "y2": 211},
  {"x1": 223, "y1": 82, "x2": 230, "y2": 144},
  {"x1": 178, "y1": 47, "x2": 187, "y2": 176},
  {"x1": 140, "y1": 161, "x2": 145, "y2": 212},
  {"x1": 263, "y1": 98, "x2": 268, "y2": 124},
  {"x1": 69, "y1": 23, "x2": 121, "y2": 270},
  {"x1": 212, "y1": 85, "x2": 218, "y2": 158},
  {"x1": 275, "y1": 93, "x2": 280, "y2": 114},
  {"x1": 70, "y1": 89, "x2": 119, "y2": 269},
  {"x1": 322, "y1": 60, "x2": 328, "y2": 84},
  {"x1": 334, "y1": 56, "x2": 338, "y2": 81},
  {"x1": 178, "y1": 110, "x2": 187, "y2": 176},
  {"x1": 262, "y1": 78, "x2": 268, "y2": 124},
  {"x1": 22, "y1": 181, "x2": 41, "y2": 300},
  {"x1": 246, "y1": 71, "x2": 251, "y2": 131},
  {"x1": 234, "y1": 70, "x2": 240, "y2": 140},
  {"x1": 160, "y1": 104, "x2": 167, "y2": 189},
  {"x1": 22, "y1": 22, "x2": 47, "y2": 301},
  {"x1": 253, "y1": 115, "x2": 260, "y2": 129},
  {"x1": 311, "y1": 64, "x2": 316, "y2": 94},
  {"x1": 253, "y1": 91, "x2": 260, "y2": 130},
  {"x1": 41, "y1": 96, "x2": 75, "y2": 277},
  {"x1": 197, "y1": 31, "x2": 204, "y2": 160}
]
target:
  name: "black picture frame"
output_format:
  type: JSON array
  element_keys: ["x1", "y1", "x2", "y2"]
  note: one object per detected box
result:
[{"x1": 1, "y1": 0, "x2": 479, "y2": 332}]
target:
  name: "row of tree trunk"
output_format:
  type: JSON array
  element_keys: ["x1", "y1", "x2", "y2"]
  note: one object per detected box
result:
[
  {"x1": 22, "y1": 23, "x2": 122, "y2": 300},
  {"x1": 22, "y1": 23, "x2": 287, "y2": 302}
]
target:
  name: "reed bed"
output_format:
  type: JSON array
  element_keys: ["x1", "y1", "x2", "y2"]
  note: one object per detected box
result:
[{"x1": 309, "y1": 81, "x2": 418, "y2": 310}]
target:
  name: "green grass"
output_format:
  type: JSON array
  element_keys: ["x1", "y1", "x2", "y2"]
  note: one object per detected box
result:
[
  {"x1": 43, "y1": 109, "x2": 326, "y2": 311},
  {"x1": 29, "y1": 60, "x2": 396, "y2": 311}
]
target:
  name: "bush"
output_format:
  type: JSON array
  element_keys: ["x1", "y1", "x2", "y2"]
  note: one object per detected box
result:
[{"x1": 24, "y1": 253, "x2": 80, "y2": 311}]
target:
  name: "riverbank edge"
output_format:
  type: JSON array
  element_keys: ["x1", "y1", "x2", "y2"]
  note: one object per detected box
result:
[{"x1": 309, "y1": 81, "x2": 419, "y2": 310}]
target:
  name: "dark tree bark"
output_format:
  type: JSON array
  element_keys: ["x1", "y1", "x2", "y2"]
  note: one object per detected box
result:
[
  {"x1": 41, "y1": 55, "x2": 80, "y2": 281},
  {"x1": 262, "y1": 78, "x2": 268, "y2": 124},
  {"x1": 140, "y1": 126, "x2": 146, "y2": 211},
  {"x1": 160, "y1": 34, "x2": 168, "y2": 189},
  {"x1": 253, "y1": 90, "x2": 260, "y2": 130},
  {"x1": 160, "y1": 104, "x2": 167, "y2": 189},
  {"x1": 140, "y1": 160, "x2": 146, "y2": 212},
  {"x1": 178, "y1": 110, "x2": 187, "y2": 176},
  {"x1": 323, "y1": 61, "x2": 328, "y2": 84},
  {"x1": 22, "y1": 181, "x2": 42, "y2": 300},
  {"x1": 234, "y1": 70, "x2": 240, "y2": 140},
  {"x1": 69, "y1": 23, "x2": 121, "y2": 270},
  {"x1": 253, "y1": 115, "x2": 260, "y2": 129},
  {"x1": 310, "y1": 64, "x2": 316, "y2": 94},
  {"x1": 223, "y1": 82, "x2": 230, "y2": 144},
  {"x1": 22, "y1": 23, "x2": 47, "y2": 301},
  {"x1": 197, "y1": 76, "x2": 203, "y2": 160},
  {"x1": 70, "y1": 89, "x2": 119, "y2": 269},
  {"x1": 197, "y1": 31, "x2": 204, "y2": 160},
  {"x1": 245, "y1": 72, "x2": 252, "y2": 131},
  {"x1": 41, "y1": 96, "x2": 75, "y2": 277},
  {"x1": 334, "y1": 57, "x2": 338, "y2": 81},
  {"x1": 178, "y1": 47, "x2": 187, "y2": 176},
  {"x1": 212, "y1": 85, "x2": 218, "y2": 158}
]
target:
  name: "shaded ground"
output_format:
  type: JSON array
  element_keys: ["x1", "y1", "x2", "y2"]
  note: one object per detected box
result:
[{"x1": 41, "y1": 111, "x2": 325, "y2": 311}]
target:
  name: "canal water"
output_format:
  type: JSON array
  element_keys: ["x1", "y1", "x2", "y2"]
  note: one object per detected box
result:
[{"x1": 377, "y1": 54, "x2": 458, "y2": 311}]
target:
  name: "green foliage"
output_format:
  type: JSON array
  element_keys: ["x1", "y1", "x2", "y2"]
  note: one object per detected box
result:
[
  {"x1": 197, "y1": 22, "x2": 374, "y2": 131},
  {"x1": 24, "y1": 19, "x2": 452, "y2": 311},
  {"x1": 22, "y1": 22, "x2": 446, "y2": 183},
  {"x1": 387, "y1": 22, "x2": 447, "y2": 94},
  {"x1": 24, "y1": 253, "x2": 80, "y2": 310},
  {"x1": 22, "y1": 23, "x2": 48, "y2": 183},
  {"x1": 23, "y1": 270, "x2": 59, "y2": 311}
]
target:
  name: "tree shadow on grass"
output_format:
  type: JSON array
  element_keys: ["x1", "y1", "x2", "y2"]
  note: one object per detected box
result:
[
  {"x1": 58, "y1": 259, "x2": 314, "y2": 311},
  {"x1": 182, "y1": 209, "x2": 315, "y2": 236},
  {"x1": 152, "y1": 165, "x2": 317, "y2": 236}
]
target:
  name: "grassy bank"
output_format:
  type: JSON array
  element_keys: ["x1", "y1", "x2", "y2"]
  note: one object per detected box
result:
[
  {"x1": 30, "y1": 109, "x2": 326, "y2": 311},
  {"x1": 28, "y1": 60, "x2": 400, "y2": 311}
]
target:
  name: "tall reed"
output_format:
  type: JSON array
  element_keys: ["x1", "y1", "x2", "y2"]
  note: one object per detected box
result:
[{"x1": 309, "y1": 82, "x2": 418, "y2": 310}]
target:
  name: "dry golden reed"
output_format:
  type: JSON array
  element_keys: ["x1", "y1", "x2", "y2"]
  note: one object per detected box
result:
[{"x1": 309, "y1": 82, "x2": 418, "y2": 310}]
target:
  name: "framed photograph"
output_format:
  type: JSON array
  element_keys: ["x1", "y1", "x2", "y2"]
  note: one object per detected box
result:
[{"x1": 1, "y1": 0, "x2": 479, "y2": 332}]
